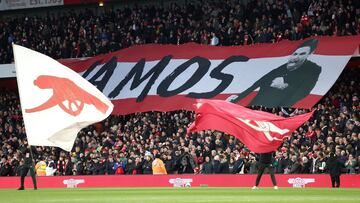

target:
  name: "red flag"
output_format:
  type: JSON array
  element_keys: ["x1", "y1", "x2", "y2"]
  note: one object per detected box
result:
[{"x1": 187, "y1": 99, "x2": 314, "y2": 153}]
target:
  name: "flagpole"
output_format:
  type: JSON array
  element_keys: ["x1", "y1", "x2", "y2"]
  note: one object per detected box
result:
[{"x1": 28, "y1": 144, "x2": 38, "y2": 186}]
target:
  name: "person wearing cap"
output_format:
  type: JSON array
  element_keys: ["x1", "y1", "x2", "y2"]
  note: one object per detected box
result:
[
  {"x1": 228, "y1": 39, "x2": 321, "y2": 108},
  {"x1": 326, "y1": 152, "x2": 343, "y2": 187},
  {"x1": 252, "y1": 152, "x2": 278, "y2": 190}
]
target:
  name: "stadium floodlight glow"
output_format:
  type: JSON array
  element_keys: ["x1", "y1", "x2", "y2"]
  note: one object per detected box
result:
[{"x1": 99, "y1": 1, "x2": 104, "y2": 7}]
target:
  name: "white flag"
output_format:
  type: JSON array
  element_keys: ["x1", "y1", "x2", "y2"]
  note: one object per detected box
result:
[{"x1": 13, "y1": 44, "x2": 114, "y2": 151}]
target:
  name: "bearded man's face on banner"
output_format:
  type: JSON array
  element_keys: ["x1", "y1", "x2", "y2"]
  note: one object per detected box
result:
[{"x1": 287, "y1": 46, "x2": 311, "y2": 71}]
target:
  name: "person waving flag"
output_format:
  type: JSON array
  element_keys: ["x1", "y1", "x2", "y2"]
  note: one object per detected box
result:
[{"x1": 13, "y1": 44, "x2": 113, "y2": 152}]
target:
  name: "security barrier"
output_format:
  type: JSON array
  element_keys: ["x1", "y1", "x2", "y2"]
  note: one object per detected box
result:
[{"x1": 0, "y1": 174, "x2": 359, "y2": 188}]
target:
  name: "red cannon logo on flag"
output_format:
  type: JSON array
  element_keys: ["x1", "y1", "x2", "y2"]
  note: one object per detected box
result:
[
  {"x1": 236, "y1": 118, "x2": 290, "y2": 141},
  {"x1": 25, "y1": 75, "x2": 109, "y2": 116}
]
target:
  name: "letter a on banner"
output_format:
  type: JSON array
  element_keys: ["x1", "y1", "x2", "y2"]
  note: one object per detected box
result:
[{"x1": 13, "y1": 44, "x2": 113, "y2": 151}]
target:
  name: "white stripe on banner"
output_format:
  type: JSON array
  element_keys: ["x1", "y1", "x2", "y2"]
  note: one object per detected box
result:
[{"x1": 80, "y1": 54, "x2": 351, "y2": 99}]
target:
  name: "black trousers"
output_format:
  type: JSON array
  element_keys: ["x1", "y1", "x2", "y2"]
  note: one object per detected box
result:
[
  {"x1": 20, "y1": 166, "x2": 37, "y2": 189},
  {"x1": 330, "y1": 175, "x2": 340, "y2": 188},
  {"x1": 255, "y1": 163, "x2": 277, "y2": 186}
]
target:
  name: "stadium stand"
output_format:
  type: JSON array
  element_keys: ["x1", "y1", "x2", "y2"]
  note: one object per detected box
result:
[
  {"x1": 1, "y1": 0, "x2": 359, "y2": 63},
  {"x1": 0, "y1": 0, "x2": 359, "y2": 176}
]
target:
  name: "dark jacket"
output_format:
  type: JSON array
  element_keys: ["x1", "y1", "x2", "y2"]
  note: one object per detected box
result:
[
  {"x1": 142, "y1": 160, "x2": 152, "y2": 174},
  {"x1": 89, "y1": 161, "x2": 104, "y2": 175},
  {"x1": 0, "y1": 162, "x2": 12, "y2": 176},
  {"x1": 165, "y1": 159, "x2": 176, "y2": 174},
  {"x1": 259, "y1": 152, "x2": 273, "y2": 165},
  {"x1": 301, "y1": 161, "x2": 311, "y2": 174},
  {"x1": 64, "y1": 161, "x2": 73, "y2": 175},
  {"x1": 135, "y1": 162, "x2": 143, "y2": 174},
  {"x1": 179, "y1": 154, "x2": 196, "y2": 174},
  {"x1": 233, "y1": 61, "x2": 321, "y2": 108},
  {"x1": 201, "y1": 161, "x2": 213, "y2": 174},
  {"x1": 278, "y1": 157, "x2": 290, "y2": 173},
  {"x1": 21, "y1": 150, "x2": 34, "y2": 168},
  {"x1": 125, "y1": 162, "x2": 136, "y2": 174},
  {"x1": 289, "y1": 161, "x2": 302, "y2": 174},
  {"x1": 76, "y1": 162, "x2": 84, "y2": 175},
  {"x1": 220, "y1": 160, "x2": 230, "y2": 174},
  {"x1": 105, "y1": 160, "x2": 115, "y2": 175},
  {"x1": 232, "y1": 159, "x2": 244, "y2": 174},
  {"x1": 326, "y1": 155, "x2": 343, "y2": 176},
  {"x1": 213, "y1": 160, "x2": 221, "y2": 174}
]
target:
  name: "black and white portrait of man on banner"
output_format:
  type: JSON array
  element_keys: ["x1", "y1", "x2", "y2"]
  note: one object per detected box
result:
[{"x1": 227, "y1": 39, "x2": 321, "y2": 108}]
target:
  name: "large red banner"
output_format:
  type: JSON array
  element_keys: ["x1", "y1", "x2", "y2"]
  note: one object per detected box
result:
[
  {"x1": 57, "y1": 36, "x2": 360, "y2": 115},
  {"x1": 0, "y1": 174, "x2": 359, "y2": 188}
]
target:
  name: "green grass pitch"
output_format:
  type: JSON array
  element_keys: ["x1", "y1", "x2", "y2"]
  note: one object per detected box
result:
[{"x1": 0, "y1": 187, "x2": 359, "y2": 203}]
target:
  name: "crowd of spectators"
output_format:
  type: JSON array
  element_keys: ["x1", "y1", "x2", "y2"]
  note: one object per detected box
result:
[
  {"x1": 0, "y1": 67, "x2": 359, "y2": 176},
  {"x1": 1, "y1": 0, "x2": 360, "y2": 64},
  {"x1": 0, "y1": 0, "x2": 360, "y2": 176}
]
